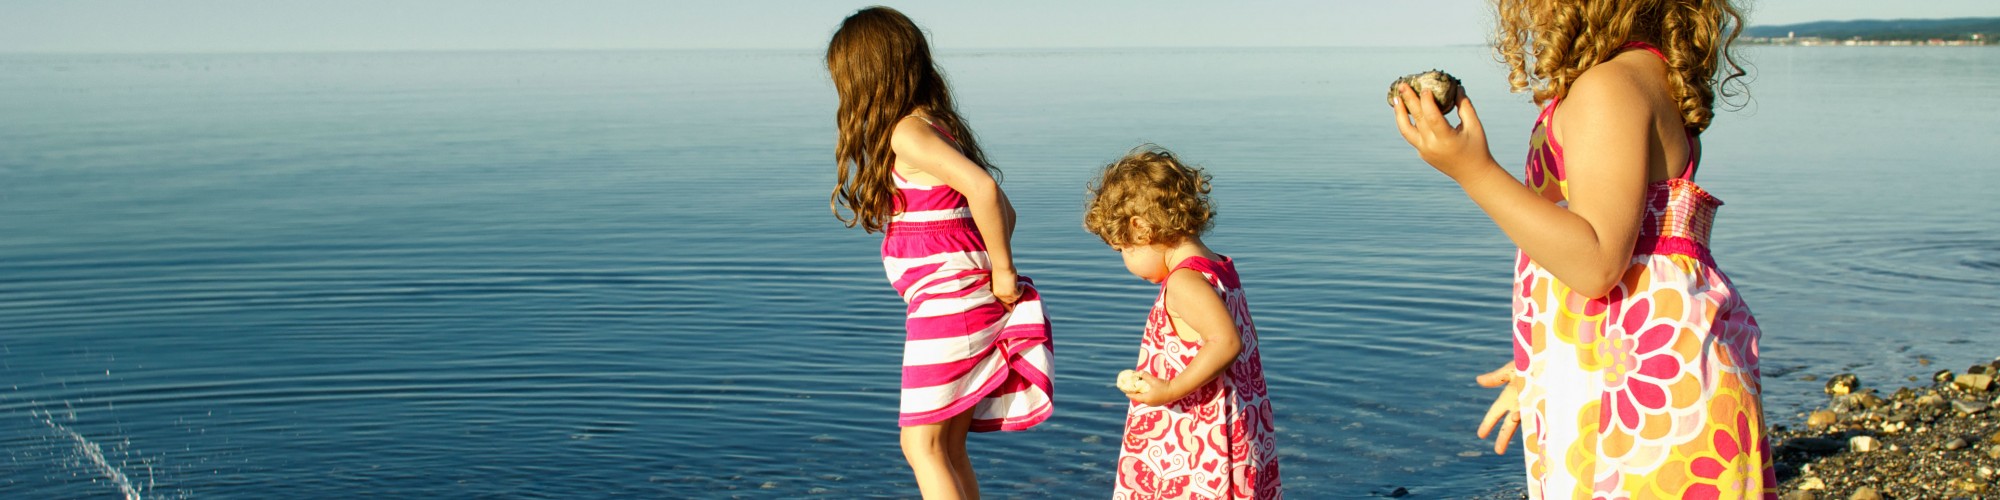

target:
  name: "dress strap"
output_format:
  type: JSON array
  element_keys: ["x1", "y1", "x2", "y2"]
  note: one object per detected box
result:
[
  {"x1": 1619, "y1": 41, "x2": 1667, "y2": 62},
  {"x1": 1680, "y1": 134, "x2": 1701, "y2": 181},
  {"x1": 1166, "y1": 255, "x2": 1226, "y2": 287},
  {"x1": 916, "y1": 115, "x2": 962, "y2": 147}
]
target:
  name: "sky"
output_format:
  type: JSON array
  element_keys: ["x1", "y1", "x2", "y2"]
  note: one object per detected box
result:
[{"x1": 2, "y1": 0, "x2": 1996, "y2": 53}]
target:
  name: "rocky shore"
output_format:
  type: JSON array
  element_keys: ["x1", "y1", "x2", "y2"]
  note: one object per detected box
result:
[{"x1": 1773, "y1": 357, "x2": 2000, "y2": 499}]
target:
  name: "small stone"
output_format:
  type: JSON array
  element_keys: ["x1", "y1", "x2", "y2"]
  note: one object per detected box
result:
[
  {"x1": 1848, "y1": 486, "x2": 1881, "y2": 500},
  {"x1": 1953, "y1": 399, "x2": 1989, "y2": 415},
  {"x1": 760, "y1": 482, "x2": 777, "y2": 489},
  {"x1": 1971, "y1": 363, "x2": 1995, "y2": 375},
  {"x1": 1826, "y1": 373, "x2": 1859, "y2": 395},
  {"x1": 1919, "y1": 356, "x2": 1932, "y2": 366},
  {"x1": 1856, "y1": 391, "x2": 1884, "y2": 409},
  {"x1": 1980, "y1": 466, "x2": 1995, "y2": 479},
  {"x1": 1802, "y1": 374, "x2": 1818, "y2": 381},
  {"x1": 1387, "y1": 486, "x2": 1409, "y2": 498},
  {"x1": 1989, "y1": 445, "x2": 2000, "y2": 460},
  {"x1": 1917, "y1": 393, "x2": 1947, "y2": 407},
  {"x1": 1957, "y1": 372, "x2": 1995, "y2": 392},
  {"x1": 1989, "y1": 430, "x2": 2000, "y2": 444},
  {"x1": 1807, "y1": 410, "x2": 1839, "y2": 429},
  {"x1": 1935, "y1": 369, "x2": 1956, "y2": 383},
  {"x1": 1945, "y1": 437, "x2": 1969, "y2": 450},
  {"x1": 1797, "y1": 476, "x2": 1827, "y2": 490},
  {"x1": 1960, "y1": 478, "x2": 1990, "y2": 494},
  {"x1": 1782, "y1": 491, "x2": 1815, "y2": 500},
  {"x1": 1849, "y1": 435, "x2": 1879, "y2": 452}
]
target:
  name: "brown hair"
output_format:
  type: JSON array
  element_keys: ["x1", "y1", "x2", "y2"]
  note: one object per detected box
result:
[
  {"x1": 1083, "y1": 145, "x2": 1215, "y2": 247},
  {"x1": 1493, "y1": 0, "x2": 1750, "y2": 134},
  {"x1": 826, "y1": 6, "x2": 995, "y2": 233}
]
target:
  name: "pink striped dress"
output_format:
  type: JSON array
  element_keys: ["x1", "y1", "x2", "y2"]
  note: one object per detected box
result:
[{"x1": 881, "y1": 166, "x2": 1053, "y2": 431}]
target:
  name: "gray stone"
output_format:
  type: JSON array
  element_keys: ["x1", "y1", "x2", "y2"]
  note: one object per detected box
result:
[
  {"x1": 1944, "y1": 437, "x2": 1968, "y2": 450},
  {"x1": 1952, "y1": 399, "x2": 1989, "y2": 415}
]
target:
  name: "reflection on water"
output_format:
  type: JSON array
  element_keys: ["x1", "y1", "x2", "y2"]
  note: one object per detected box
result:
[{"x1": 2, "y1": 47, "x2": 1996, "y2": 498}]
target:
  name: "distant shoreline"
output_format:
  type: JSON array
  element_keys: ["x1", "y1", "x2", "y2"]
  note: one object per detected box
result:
[{"x1": 1743, "y1": 16, "x2": 1997, "y2": 47}]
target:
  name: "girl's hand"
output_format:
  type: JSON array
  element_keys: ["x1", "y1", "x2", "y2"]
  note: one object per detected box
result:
[
  {"x1": 1120, "y1": 372, "x2": 1173, "y2": 407},
  {"x1": 1475, "y1": 363, "x2": 1525, "y2": 455},
  {"x1": 990, "y1": 268, "x2": 1020, "y2": 309},
  {"x1": 1392, "y1": 84, "x2": 1496, "y2": 180}
]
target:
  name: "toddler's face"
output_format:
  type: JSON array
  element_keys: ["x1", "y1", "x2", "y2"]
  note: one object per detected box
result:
[{"x1": 1116, "y1": 244, "x2": 1169, "y2": 284}]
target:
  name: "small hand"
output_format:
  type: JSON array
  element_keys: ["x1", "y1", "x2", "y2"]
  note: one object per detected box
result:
[
  {"x1": 1120, "y1": 372, "x2": 1173, "y2": 407},
  {"x1": 1475, "y1": 363, "x2": 1525, "y2": 455},
  {"x1": 990, "y1": 268, "x2": 1020, "y2": 310},
  {"x1": 1391, "y1": 83, "x2": 1495, "y2": 179}
]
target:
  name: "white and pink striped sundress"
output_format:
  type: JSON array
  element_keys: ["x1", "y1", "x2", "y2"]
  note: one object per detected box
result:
[{"x1": 880, "y1": 166, "x2": 1053, "y2": 431}]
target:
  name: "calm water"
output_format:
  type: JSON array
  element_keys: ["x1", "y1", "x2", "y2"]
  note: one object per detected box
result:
[{"x1": 2, "y1": 47, "x2": 1996, "y2": 498}]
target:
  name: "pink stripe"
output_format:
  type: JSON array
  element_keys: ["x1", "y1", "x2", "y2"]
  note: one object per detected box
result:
[
  {"x1": 1632, "y1": 236, "x2": 1716, "y2": 268},
  {"x1": 887, "y1": 218, "x2": 977, "y2": 234},
  {"x1": 889, "y1": 261, "x2": 947, "y2": 294},
  {"x1": 902, "y1": 344, "x2": 998, "y2": 387},
  {"x1": 906, "y1": 308, "x2": 1001, "y2": 340},
  {"x1": 908, "y1": 272, "x2": 992, "y2": 305}
]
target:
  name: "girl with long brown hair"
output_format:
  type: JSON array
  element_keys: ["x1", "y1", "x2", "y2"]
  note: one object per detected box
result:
[
  {"x1": 1389, "y1": 0, "x2": 1771, "y2": 497},
  {"x1": 826, "y1": 6, "x2": 1053, "y2": 499}
]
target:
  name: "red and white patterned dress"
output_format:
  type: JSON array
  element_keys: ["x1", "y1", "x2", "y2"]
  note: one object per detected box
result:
[{"x1": 1115, "y1": 256, "x2": 1279, "y2": 499}]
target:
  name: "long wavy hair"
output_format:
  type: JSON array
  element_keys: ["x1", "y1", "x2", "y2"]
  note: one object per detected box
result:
[
  {"x1": 827, "y1": 6, "x2": 995, "y2": 233},
  {"x1": 1493, "y1": 0, "x2": 1750, "y2": 134}
]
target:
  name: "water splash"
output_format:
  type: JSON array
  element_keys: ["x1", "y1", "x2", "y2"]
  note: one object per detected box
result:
[{"x1": 35, "y1": 407, "x2": 147, "y2": 500}]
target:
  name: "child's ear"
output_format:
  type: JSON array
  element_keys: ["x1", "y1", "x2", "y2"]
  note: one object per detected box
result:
[{"x1": 1127, "y1": 216, "x2": 1153, "y2": 245}]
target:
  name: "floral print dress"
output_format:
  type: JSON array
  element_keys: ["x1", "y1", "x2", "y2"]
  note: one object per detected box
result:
[
  {"x1": 1115, "y1": 256, "x2": 1279, "y2": 500},
  {"x1": 1511, "y1": 42, "x2": 1775, "y2": 500}
]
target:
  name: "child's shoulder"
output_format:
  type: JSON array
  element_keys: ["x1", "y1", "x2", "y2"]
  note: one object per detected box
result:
[
  {"x1": 887, "y1": 114, "x2": 952, "y2": 159},
  {"x1": 1554, "y1": 55, "x2": 1674, "y2": 135},
  {"x1": 1562, "y1": 53, "x2": 1669, "y2": 112}
]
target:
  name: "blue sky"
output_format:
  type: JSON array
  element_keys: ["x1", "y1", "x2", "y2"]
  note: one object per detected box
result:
[{"x1": 3, "y1": 0, "x2": 1996, "y2": 53}]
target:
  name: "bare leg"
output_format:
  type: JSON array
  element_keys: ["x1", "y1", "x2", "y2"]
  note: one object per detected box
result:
[
  {"x1": 943, "y1": 409, "x2": 979, "y2": 500},
  {"x1": 902, "y1": 416, "x2": 965, "y2": 500}
]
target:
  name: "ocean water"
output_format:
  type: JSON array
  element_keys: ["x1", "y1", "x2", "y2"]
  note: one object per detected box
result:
[{"x1": 1, "y1": 46, "x2": 1995, "y2": 498}]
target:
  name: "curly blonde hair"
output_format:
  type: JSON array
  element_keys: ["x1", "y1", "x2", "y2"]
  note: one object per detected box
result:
[
  {"x1": 1493, "y1": 0, "x2": 1750, "y2": 134},
  {"x1": 1083, "y1": 145, "x2": 1214, "y2": 247}
]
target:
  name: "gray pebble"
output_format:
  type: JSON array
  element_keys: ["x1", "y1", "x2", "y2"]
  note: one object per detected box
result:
[{"x1": 1951, "y1": 399, "x2": 1988, "y2": 415}]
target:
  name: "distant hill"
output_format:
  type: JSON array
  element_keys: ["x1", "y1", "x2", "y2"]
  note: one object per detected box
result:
[{"x1": 1745, "y1": 17, "x2": 2000, "y2": 41}]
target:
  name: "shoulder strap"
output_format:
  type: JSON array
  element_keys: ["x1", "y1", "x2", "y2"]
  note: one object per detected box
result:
[
  {"x1": 915, "y1": 116, "x2": 961, "y2": 146},
  {"x1": 1619, "y1": 41, "x2": 1667, "y2": 62}
]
